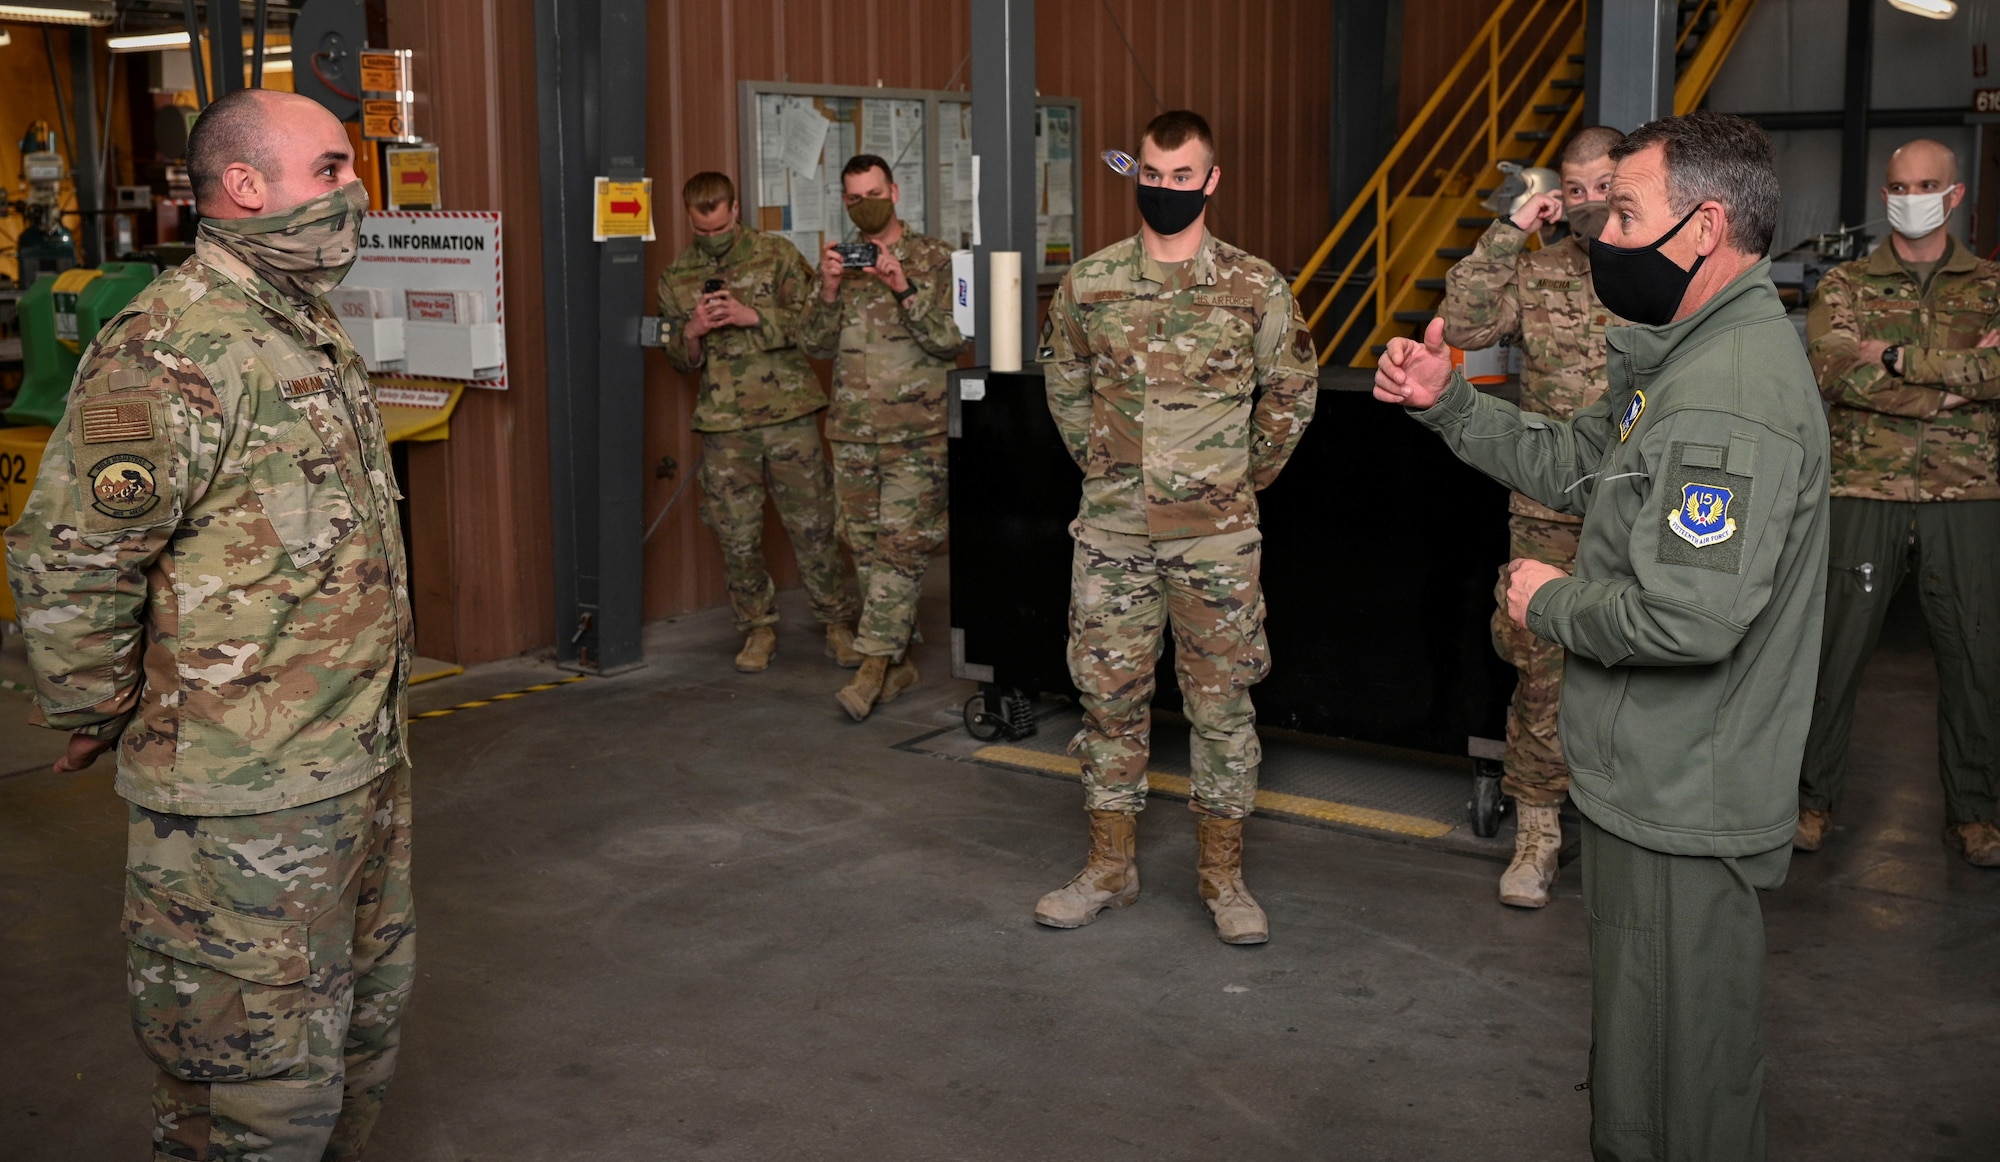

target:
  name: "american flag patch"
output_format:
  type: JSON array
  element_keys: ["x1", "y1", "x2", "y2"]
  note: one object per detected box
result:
[
  {"x1": 79, "y1": 402, "x2": 154, "y2": 444},
  {"x1": 280, "y1": 374, "x2": 335, "y2": 399}
]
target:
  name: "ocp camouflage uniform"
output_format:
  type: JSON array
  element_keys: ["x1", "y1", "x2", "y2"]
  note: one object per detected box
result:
[
  {"x1": 1040, "y1": 231, "x2": 1317, "y2": 818},
  {"x1": 1442, "y1": 220, "x2": 1623, "y2": 807},
  {"x1": 798, "y1": 228, "x2": 964, "y2": 658},
  {"x1": 5, "y1": 202, "x2": 415, "y2": 1161},
  {"x1": 659, "y1": 228, "x2": 856, "y2": 633},
  {"x1": 1800, "y1": 236, "x2": 2000, "y2": 826}
]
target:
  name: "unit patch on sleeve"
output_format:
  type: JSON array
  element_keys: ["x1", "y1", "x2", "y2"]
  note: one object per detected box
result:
[
  {"x1": 1657, "y1": 440, "x2": 1751, "y2": 574},
  {"x1": 88, "y1": 453, "x2": 161, "y2": 520},
  {"x1": 79, "y1": 401, "x2": 154, "y2": 444},
  {"x1": 1617, "y1": 389, "x2": 1646, "y2": 442}
]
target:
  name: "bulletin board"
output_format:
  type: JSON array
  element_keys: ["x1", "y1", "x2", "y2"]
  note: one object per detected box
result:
[{"x1": 737, "y1": 81, "x2": 1081, "y2": 285}]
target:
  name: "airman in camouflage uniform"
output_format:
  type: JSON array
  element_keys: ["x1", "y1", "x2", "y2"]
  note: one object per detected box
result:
[
  {"x1": 4, "y1": 91, "x2": 414, "y2": 1161},
  {"x1": 799, "y1": 154, "x2": 965, "y2": 720},
  {"x1": 1440, "y1": 124, "x2": 1626, "y2": 907},
  {"x1": 1797, "y1": 139, "x2": 2000, "y2": 866},
  {"x1": 659, "y1": 173, "x2": 858, "y2": 673},
  {"x1": 1033, "y1": 111, "x2": 1317, "y2": 945}
]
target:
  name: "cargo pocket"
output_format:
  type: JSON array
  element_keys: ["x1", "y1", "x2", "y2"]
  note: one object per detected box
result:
[
  {"x1": 123, "y1": 874, "x2": 313, "y2": 1082},
  {"x1": 249, "y1": 420, "x2": 359, "y2": 571},
  {"x1": 1587, "y1": 903, "x2": 1663, "y2": 1155}
]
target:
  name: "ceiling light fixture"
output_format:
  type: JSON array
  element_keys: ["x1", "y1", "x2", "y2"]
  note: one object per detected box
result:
[
  {"x1": 1886, "y1": 0, "x2": 1957, "y2": 18},
  {"x1": 107, "y1": 30, "x2": 193, "y2": 51},
  {"x1": 0, "y1": 1, "x2": 113, "y2": 25}
]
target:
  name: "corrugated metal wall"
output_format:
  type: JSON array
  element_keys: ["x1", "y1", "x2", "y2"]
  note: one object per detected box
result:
[
  {"x1": 1038, "y1": 0, "x2": 1335, "y2": 275},
  {"x1": 392, "y1": 0, "x2": 1341, "y2": 648}
]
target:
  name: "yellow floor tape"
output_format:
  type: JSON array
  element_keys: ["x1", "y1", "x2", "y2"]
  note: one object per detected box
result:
[
  {"x1": 410, "y1": 673, "x2": 588, "y2": 721},
  {"x1": 972, "y1": 744, "x2": 1455, "y2": 839}
]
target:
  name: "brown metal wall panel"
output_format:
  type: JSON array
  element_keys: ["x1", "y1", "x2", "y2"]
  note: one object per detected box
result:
[
  {"x1": 1398, "y1": 0, "x2": 1506, "y2": 130},
  {"x1": 383, "y1": 0, "x2": 1336, "y2": 644},
  {"x1": 387, "y1": 0, "x2": 556, "y2": 665},
  {"x1": 1034, "y1": 0, "x2": 1334, "y2": 275}
]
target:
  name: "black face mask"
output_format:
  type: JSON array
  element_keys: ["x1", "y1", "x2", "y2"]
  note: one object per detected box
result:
[
  {"x1": 1588, "y1": 204, "x2": 1707, "y2": 326},
  {"x1": 1136, "y1": 170, "x2": 1212, "y2": 236}
]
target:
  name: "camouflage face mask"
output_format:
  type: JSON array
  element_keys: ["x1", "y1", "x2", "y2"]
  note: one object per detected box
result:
[{"x1": 201, "y1": 180, "x2": 368, "y2": 300}]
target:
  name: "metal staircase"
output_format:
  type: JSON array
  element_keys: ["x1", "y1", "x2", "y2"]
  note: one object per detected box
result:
[{"x1": 1293, "y1": 0, "x2": 1762, "y2": 368}]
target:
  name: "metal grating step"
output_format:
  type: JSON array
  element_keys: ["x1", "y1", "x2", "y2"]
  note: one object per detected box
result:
[
  {"x1": 1437, "y1": 246, "x2": 1473, "y2": 260},
  {"x1": 1416, "y1": 277, "x2": 1447, "y2": 291},
  {"x1": 1393, "y1": 310, "x2": 1435, "y2": 324}
]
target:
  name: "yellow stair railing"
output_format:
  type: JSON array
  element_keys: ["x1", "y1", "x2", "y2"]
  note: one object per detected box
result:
[{"x1": 1292, "y1": 0, "x2": 1761, "y2": 368}]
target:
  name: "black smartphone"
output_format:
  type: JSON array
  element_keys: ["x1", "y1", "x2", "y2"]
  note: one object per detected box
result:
[
  {"x1": 833, "y1": 242, "x2": 879, "y2": 270},
  {"x1": 702, "y1": 278, "x2": 725, "y2": 295}
]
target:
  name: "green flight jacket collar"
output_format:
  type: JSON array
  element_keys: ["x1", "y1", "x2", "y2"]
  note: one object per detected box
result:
[{"x1": 1863, "y1": 232, "x2": 1975, "y2": 279}]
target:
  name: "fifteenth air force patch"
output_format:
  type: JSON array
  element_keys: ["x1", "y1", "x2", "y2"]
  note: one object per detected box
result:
[
  {"x1": 1669, "y1": 482, "x2": 1735, "y2": 547},
  {"x1": 1618, "y1": 390, "x2": 1645, "y2": 442}
]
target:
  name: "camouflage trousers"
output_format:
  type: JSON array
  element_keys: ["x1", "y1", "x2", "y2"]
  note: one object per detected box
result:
[
  {"x1": 1491, "y1": 511, "x2": 1581, "y2": 806},
  {"x1": 1065, "y1": 520, "x2": 1270, "y2": 819},
  {"x1": 831, "y1": 433, "x2": 948, "y2": 659},
  {"x1": 699, "y1": 414, "x2": 858, "y2": 633},
  {"x1": 125, "y1": 765, "x2": 414, "y2": 1162}
]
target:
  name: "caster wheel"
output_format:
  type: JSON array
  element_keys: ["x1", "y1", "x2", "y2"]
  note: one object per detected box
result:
[{"x1": 963, "y1": 693, "x2": 1004, "y2": 741}]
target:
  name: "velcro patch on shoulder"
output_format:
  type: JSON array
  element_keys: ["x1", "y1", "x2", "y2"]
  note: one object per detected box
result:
[
  {"x1": 107, "y1": 367, "x2": 152, "y2": 390},
  {"x1": 79, "y1": 400, "x2": 156, "y2": 445},
  {"x1": 1657, "y1": 440, "x2": 1750, "y2": 575},
  {"x1": 280, "y1": 373, "x2": 337, "y2": 400}
]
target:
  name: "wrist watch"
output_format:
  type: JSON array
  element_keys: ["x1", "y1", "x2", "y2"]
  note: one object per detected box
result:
[
  {"x1": 1882, "y1": 344, "x2": 1903, "y2": 377},
  {"x1": 894, "y1": 281, "x2": 918, "y2": 306}
]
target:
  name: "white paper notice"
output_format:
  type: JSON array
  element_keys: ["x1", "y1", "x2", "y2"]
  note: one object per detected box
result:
[
  {"x1": 1046, "y1": 161, "x2": 1074, "y2": 216},
  {"x1": 781, "y1": 99, "x2": 831, "y2": 180},
  {"x1": 860, "y1": 102, "x2": 895, "y2": 160},
  {"x1": 791, "y1": 175, "x2": 824, "y2": 232}
]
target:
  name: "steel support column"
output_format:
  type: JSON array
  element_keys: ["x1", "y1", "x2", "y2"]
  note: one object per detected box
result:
[
  {"x1": 1839, "y1": 0, "x2": 1874, "y2": 229},
  {"x1": 536, "y1": 0, "x2": 649, "y2": 674},
  {"x1": 1588, "y1": 0, "x2": 1674, "y2": 132},
  {"x1": 68, "y1": 28, "x2": 102, "y2": 266},
  {"x1": 970, "y1": 0, "x2": 1035, "y2": 370},
  {"x1": 1332, "y1": 0, "x2": 1403, "y2": 214},
  {"x1": 208, "y1": 0, "x2": 245, "y2": 99}
]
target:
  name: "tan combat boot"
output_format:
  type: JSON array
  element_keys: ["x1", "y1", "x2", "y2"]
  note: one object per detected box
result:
[
  {"x1": 734, "y1": 626, "x2": 778, "y2": 673},
  {"x1": 1794, "y1": 807, "x2": 1833, "y2": 852},
  {"x1": 1499, "y1": 803, "x2": 1562, "y2": 908},
  {"x1": 1035, "y1": 810, "x2": 1140, "y2": 928},
  {"x1": 824, "y1": 623, "x2": 863, "y2": 668},
  {"x1": 1945, "y1": 821, "x2": 2000, "y2": 867},
  {"x1": 876, "y1": 656, "x2": 919, "y2": 705},
  {"x1": 835, "y1": 656, "x2": 889, "y2": 721},
  {"x1": 1196, "y1": 816, "x2": 1269, "y2": 945}
]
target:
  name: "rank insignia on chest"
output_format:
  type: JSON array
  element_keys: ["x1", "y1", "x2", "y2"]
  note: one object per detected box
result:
[
  {"x1": 1618, "y1": 390, "x2": 1645, "y2": 442},
  {"x1": 88, "y1": 453, "x2": 160, "y2": 520},
  {"x1": 1669, "y1": 483, "x2": 1735, "y2": 547}
]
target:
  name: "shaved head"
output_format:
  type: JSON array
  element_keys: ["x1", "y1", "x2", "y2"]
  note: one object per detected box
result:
[
  {"x1": 187, "y1": 89, "x2": 282, "y2": 210},
  {"x1": 188, "y1": 89, "x2": 357, "y2": 220},
  {"x1": 1887, "y1": 138, "x2": 1959, "y2": 187}
]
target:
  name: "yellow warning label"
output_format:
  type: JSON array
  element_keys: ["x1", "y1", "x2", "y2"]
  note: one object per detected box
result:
[
  {"x1": 593, "y1": 177, "x2": 655, "y2": 242},
  {"x1": 361, "y1": 98, "x2": 417, "y2": 143},
  {"x1": 385, "y1": 145, "x2": 440, "y2": 209},
  {"x1": 359, "y1": 50, "x2": 409, "y2": 95}
]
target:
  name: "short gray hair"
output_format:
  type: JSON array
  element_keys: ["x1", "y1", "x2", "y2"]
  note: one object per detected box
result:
[{"x1": 1611, "y1": 110, "x2": 1778, "y2": 257}]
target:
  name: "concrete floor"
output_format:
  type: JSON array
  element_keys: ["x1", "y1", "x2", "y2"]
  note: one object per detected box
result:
[{"x1": 5, "y1": 575, "x2": 1997, "y2": 1161}]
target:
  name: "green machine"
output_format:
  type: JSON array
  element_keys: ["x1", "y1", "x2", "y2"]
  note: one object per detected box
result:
[{"x1": 5, "y1": 262, "x2": 157, "y2": 428}]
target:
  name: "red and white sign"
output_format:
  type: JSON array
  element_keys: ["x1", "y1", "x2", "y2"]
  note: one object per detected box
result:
[{"x1": 353, "y1": 211, "x2": 507, "y2": 388}]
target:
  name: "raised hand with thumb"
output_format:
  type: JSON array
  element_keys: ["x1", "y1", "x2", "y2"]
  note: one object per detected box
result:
[{"x1": 1373, "y1": 317, "x2": 1454, "y2": 409}]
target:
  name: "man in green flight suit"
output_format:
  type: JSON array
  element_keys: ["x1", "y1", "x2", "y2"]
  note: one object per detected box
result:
[
  {"x1": 1034, "y1": 110, "x2": 1318, "y2": 945},
  {"x1": 7, "y1": 89, "x2": 415, "y2": 1161},
  {"x1": 1378, "y1": 111, "x2": 1827, "y2": 1160},
  {"x1": 1795, "y1": 138, "x2": 2000, "y2": 866},
  {"x1": 1441, "y1": 124, "x2": 1628, "y2": 908},
  {"x1": 658, "y1": 172, "x2": 860, "y2": 673}
]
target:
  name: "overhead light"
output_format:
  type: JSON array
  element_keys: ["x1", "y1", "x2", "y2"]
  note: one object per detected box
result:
[
  {"x1": 0, "y1": 29, "x2": 11, "y2": 45},
  {"x1": 108, "y1": 31, "x2": 192, "y2": 52},
  {"x1": 0, "y1": 2, "x2": 113, "y2": 24},
  {"x1": 1887, "y1": 0, "x2": 1957, "y2": 16}
]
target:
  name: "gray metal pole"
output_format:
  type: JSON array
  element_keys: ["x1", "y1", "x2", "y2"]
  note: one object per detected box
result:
[
  {"x1": 970, "y1": 0, "x2": 1035, "y2": 370},
  {"x1": 68, "y1": 27, "x2": 102, "y2": 266},
  {"x1": 535, "y1": 0, "x2": 649, "y2": 674},
  {"x1": 1590, "y1": 0, "x2": 1674, "y2": 132},
  {"x1": 1838, "y1": 0, "x2": 1874, "y2": 229},
  {"x1": 208, "y1": 0, "x2": 244, "y2": 99}
]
